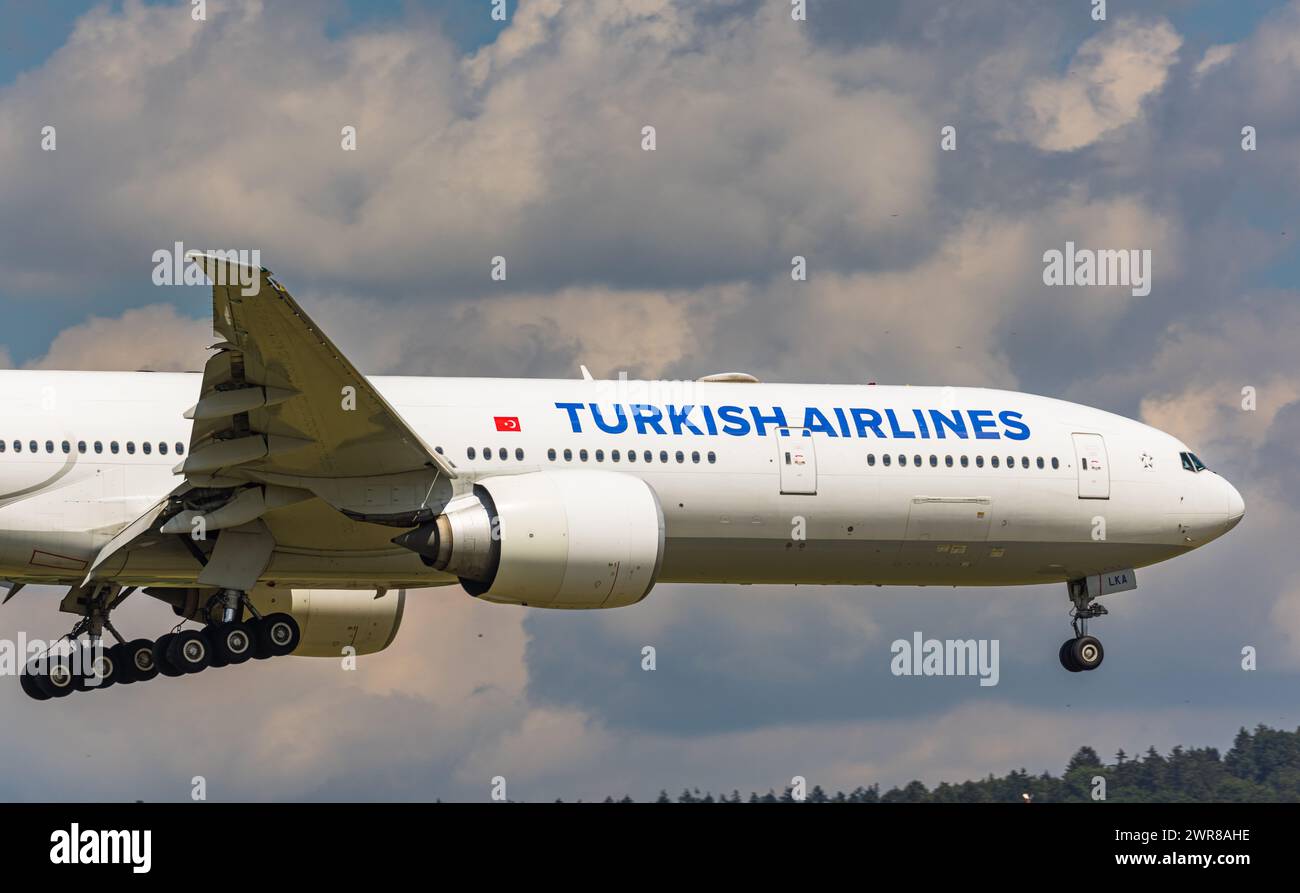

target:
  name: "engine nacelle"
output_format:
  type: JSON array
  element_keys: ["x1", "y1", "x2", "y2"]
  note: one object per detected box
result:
[
  {"x1": 258, "y1": 588, "x2": 406, "y2": 657},
  {"x1": 396, "y1": 471, "x2": 665, "y2": 609},
  {"x1": 146, "y1": 586, "x2": 406, "y2": 656}
]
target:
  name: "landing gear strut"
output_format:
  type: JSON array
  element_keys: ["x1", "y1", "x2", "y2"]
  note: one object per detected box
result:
[
  {"x1": 19, "y1": 586, "x2": 301, "y2": 700},
  {"x1": 1059, "y1": 578, "x2": 1106, "y2": 672}
]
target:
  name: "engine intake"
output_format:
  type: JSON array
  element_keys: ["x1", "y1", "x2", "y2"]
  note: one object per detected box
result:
[{"x1": 395, "y1": 471, "x2": 665, "y2": 609}]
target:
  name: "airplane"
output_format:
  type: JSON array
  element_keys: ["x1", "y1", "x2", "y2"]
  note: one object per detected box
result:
[{"x1": 1, "y1": 253, "x2": 1244, "y2": 699}]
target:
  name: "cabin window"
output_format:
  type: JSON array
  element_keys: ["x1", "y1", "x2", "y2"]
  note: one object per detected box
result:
[
  {"x1": 564, "y1": 449, "x2": 573, "y2": 461},
  {"x1": 898, "y1": 454, "x2": 906, "y2": 467},
  {"x1": 612, "y1": 450, "x2": 621, "y2": 463},
  {"x1": 989, "y1": 456, "x2": 996, "y2": 468},
  {"x1": 627, "y1": 450, "x2": 637, "y2": 463},
  {"x1": 175, "y1": 443, "x2": 185, "y2": 455},
  {"x1": 548, "y1": 448, "x2": 557, "y2": 461},
  {"x1": 1036, "y1": 457, "x2": 1044, "y2": 469},
  {"x1": 883, "y1": 454, "x2": 891, "y2": 467},
  {"x1": 126, "y1": 442, "x2": 135, "y2": 455},
  {"x1": 1051, "y1": 457, "x2": 1060, "y2": 469},
  {"x1": 595, "y1": 449, "x2": 605, "y2": 462},
  {"x1": 978, "y1": 456, "x2": 986, "y2": 468},
  {"x1": 110, "y1": 442, "x2": 120, "y2": 454},
  {"x1": 467, "y1": 447, "x2": 477, "y2": 460},
  {"x1": 580, "y1": 449, "x2": 589, "y2": 462},
  {"x1": 929, "y1": 455, "x2": 938, "y2": 467},
  {"x1": 691, "y1": 451, "x2": 700, "y2": 464},
  {"x1": 515, "y1": 448, "x2": 524, "y2": 461},
  {"x1": 707, "y1": 451, "x2": 717, "y2": 464},
  {"x1": 644, "y1": 451, "x2": 653, "y2": 463},
  {"x1": 94, "y1": 442, "x2": 103, "y2": 454},
  {"x1": 945, "y1": 455, "x2": 953, "y2": 467},
  {"x1": 675, "y1": 451, "x2": 685, "y2": 464},
  {"x1": 61, "y1": 441, "x2": 71, "y2": 454},
  {"x1": 960, "y1": 455, "x2": 969, "y2": 468},
  {"x1": 867, "y1": 454, "x2": 876, "y2": 466},
  {"x1": 45, "y1": 441, "x2": 54, "y2": 454},
  {"x1": 659, "y1": 451, "x2": 669, "y2": 463},
  {"x1": 143, "y1": 442, "x2": 152, "y2": 455}
]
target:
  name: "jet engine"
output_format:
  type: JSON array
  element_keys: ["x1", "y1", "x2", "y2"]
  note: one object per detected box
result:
[{"x1": 395, "y1": 470, "x2": 665, "y2": 609}]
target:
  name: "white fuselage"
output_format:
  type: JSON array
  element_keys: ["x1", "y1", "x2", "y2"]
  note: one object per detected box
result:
[{"x1": 0, "y1": 370, "x2": 1243, "y2": 591}]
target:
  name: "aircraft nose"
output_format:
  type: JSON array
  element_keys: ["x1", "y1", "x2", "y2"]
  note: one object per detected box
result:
[{"x1": 1224, "y1": 479, "x2": 1245, "y2": 531}]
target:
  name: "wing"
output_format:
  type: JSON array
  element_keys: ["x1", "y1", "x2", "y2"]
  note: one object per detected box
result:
[
  {"x1": 84, "y1": 253, "x2": 456, "y2": 590},
  {"x1": 183, "y1": 251, "x2": 455, "y2": 483}
]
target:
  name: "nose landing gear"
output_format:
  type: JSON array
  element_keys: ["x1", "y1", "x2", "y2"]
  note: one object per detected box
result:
[{"x1": 1059, "y1": 578, "x2": 1107, "y2": 672}]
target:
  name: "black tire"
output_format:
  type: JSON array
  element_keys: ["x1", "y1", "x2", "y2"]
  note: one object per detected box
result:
[
  {"x1": 20, "y1": 667, "x2": 51, "y2": 701},
  {"x1": 206, "y1": 627, "x2": 230, "y2": 669},
  {"x1": 1070, "y1": 635, "x2": 1104, "y2": 671},
  {"x1": 212, "y1": 621, "x2": 256, "y2": 665},
  {"x1": 107, "y1": 643, "x2": 135, "y2": 684},
  {"x1": 153, "y1": 634, "x2": 186, "y2": 678},
  {"x1": 36, "y1": 653, "x2": 78, "y2": 698},
  {"x1": 258, "y1": 613, "x2": 301, "y2": 657},
  {"x1": 168, "y1": 629, "x2": 212, "y2": 674},
  {"x1": 1059, "y1": 639, "x2": 1081, "y2": 672},
  {"x1": 124, "y1": 639, "x2": 159, "y2": 683},
  {"x1": 81, "y1": 643, "x2": 118, "y2": 691}
]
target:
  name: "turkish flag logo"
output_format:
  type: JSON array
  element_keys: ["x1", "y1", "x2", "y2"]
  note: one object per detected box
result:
[{"x1": 494, "y1": 416, "x2": 521, "y2": 432}]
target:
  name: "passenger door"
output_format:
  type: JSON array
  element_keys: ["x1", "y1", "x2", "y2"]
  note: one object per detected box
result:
[
  {"x1": 1072, "y1": 433, "x2": 1110, "y2": 499},
  {"x1": 776, "y1": 428, "x2": 817, "y2": 495}
]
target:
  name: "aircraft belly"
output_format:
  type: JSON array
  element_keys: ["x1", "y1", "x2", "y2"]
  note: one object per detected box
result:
[{"x1": 657, "y1": 536, "x2": 1185, "y2": 586}]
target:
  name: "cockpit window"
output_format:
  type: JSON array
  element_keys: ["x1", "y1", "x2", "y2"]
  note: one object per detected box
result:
[
  {"x1": 1180, "y1": 451, "x2": 1208, "y2": 472},
  {"x1": 1190, "y1": 453, "x2": 1206, "y2": 471}
]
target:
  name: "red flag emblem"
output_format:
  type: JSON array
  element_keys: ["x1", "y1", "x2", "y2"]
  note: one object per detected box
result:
[{"x1": 494, "y1": 416, "x2": 521, "y2": 432}]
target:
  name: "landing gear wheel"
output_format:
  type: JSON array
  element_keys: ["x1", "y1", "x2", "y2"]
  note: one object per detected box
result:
[
  {"x1": 108, "y1": 643, "x2": 135, "y2": 684},
  {"x1": 20, "y1": 666, "x2": 51, "y2": 701},
  {"x1": 83, "y1": 645, "x2": 119, "y2": 690},
  {"x1": 1058, "y1": 639, "x2": 1081, "y2": 672},
  {"x1": 1070, "y1": 635, "x2": 1104, "y2": 671},
  {"x1": 37, "y1": 655, "x2": 78, "y2": 698},
  {"x1": 212, "y1": 621, "x2": 256, "y2": 664},
  {"x1": 258, "y1": 613, "x2": 301, "y2": 657},
  {"x1": 168, "y1": 630, "x2": 212, "y2": 674},
  {"x1": 153, "y1": 633, "x2": 185, "y2": 678},
  {"x1": 123, "y1": 639, "x2": 159, "y2": 683}
]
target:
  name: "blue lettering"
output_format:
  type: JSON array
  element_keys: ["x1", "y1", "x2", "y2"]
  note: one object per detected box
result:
[
  {"x1": 967, "y1": 409, "x2": 1000, "y2": 439},
  {"x1": 850, "y1": 408, "x2": 886, "y2": 438},
  {"x1": 928, "y1": 409, "x2": 968, "y2": 439},
  {"x1": 556, "y1": 402, "x2": 585, "y2": 433},
  {"x1": 911, "y1": 409, "x2": 931, "y2": 438},
  {"x1": 700, "y1": 404, "x2": 719, "y2": 435},
  {"x1": 802, "y1": 407, "x2": 838, "y2": 437},
  {"x1": 749, "y1": 406, "x2": 789, "y2": 436},
  {"x1": 666, "y1": 404, "x2": 704, "y2": 435},
  {"x1": 717, "y1": 405, "x2": 751, "y2": 436},
  {"x1": 832, "y1": 407, "x2": 852, "y2": 437},
  {"x1": 631, "y1": 404, "x2": 666, "y2": 435},
  {"x1": 999, "y1": 410, "x2": 1030, "y2": 441},
  {"x1": 885, "y1": 408, "x2": 917, "y2": 439},
  {"x1": 589, "y1": 403, "x2": 629, "y2": 434}
]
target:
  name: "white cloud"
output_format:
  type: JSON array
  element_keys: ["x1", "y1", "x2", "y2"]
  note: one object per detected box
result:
[
  {"x1": 998, "y1": 19, "x2": 1182, "y2": 152},
  {"x1": 25, "y1": 304, "x2": 210, "y2": 372}
]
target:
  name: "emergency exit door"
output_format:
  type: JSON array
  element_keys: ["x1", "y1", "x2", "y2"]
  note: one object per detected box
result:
[
  {"x1": 777, "y1": 428, "x2": 817, "y2": 495},
  {"x1": 1072, "y1": 432, "x2": 1110, "y2": 499}
]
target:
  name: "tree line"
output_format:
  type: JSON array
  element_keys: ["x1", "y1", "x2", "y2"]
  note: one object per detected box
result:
[{"x1": 589, "y1": 724, "x2": 1300, "y2": 803}]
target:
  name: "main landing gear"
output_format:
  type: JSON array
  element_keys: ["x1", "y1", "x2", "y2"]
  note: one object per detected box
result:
[
  {"x1": 1058, "y1": 578, "x2": 1106, "y2": 673},
  {"x1": 19, "y1": 586, "x2": 301, "y2": 701}
]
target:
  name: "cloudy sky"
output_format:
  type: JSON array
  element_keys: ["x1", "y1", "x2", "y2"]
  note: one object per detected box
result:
[{"x1": 1, "y1": 0, "x2": 1298, "y2": 801}]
